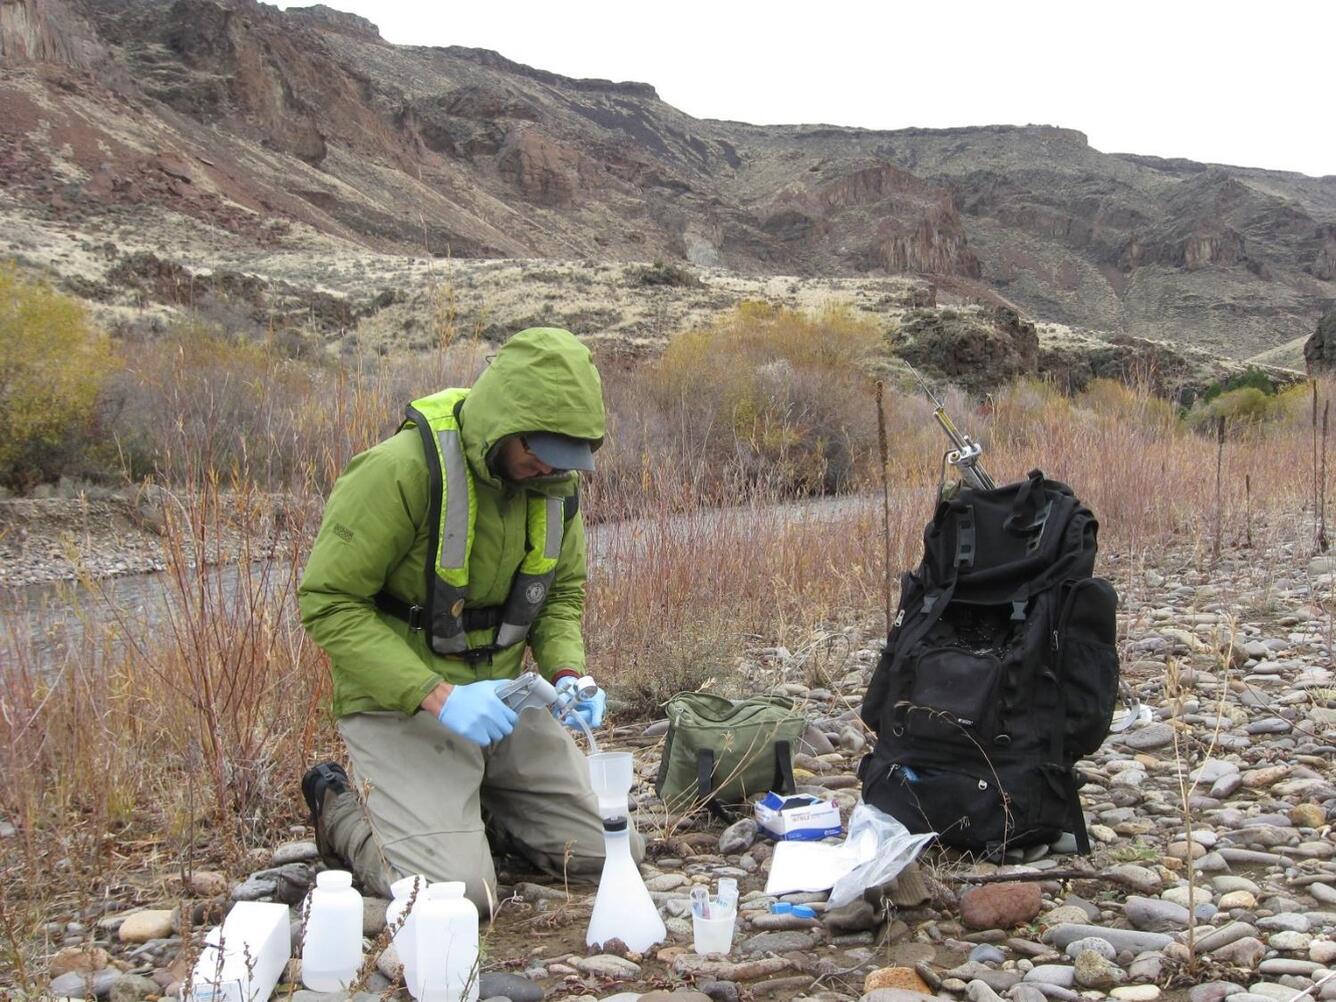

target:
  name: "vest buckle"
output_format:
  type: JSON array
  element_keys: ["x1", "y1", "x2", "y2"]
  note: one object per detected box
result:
[{"x1": 407, "y1": 604, "x2": 424, "y2": 631}]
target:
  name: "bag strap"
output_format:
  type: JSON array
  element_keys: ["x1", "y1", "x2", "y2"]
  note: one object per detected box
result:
[
  {"x1": 954, "y1": 504, "x2": 977, "y2": 568},
  {"x1": 773, "y1": 740, "x2": 796, "y2": 795},
  {"x1": 694, "y1": 742, "x2": 796, "y2": 821},
  {"x1": 1003, "y1": 469, "x2": 1046, "y2": 535},
  {"x1": 1048, "y1": 642, "x2": 1092, "y2": 856},
  {"x1": 1062, "y1": 769, "x2": 1093, "y2": 855},
  {"x1": 695, "y1": 748, "x2": 733, "y2": 822}
]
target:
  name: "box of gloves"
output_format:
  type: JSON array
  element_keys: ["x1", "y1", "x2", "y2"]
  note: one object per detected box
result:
[{"x1": 754, "y1": 791, "x2": 842, "y2": 841}]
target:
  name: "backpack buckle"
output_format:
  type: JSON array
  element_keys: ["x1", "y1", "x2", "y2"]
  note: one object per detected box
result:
[{"x1": 407, "y1": 604, "x2": 424, "y2": 631}]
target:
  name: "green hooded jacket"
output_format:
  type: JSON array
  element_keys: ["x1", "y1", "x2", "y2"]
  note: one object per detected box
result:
[{"x1": 298, "y1": 328, "x2": 605, "y2": 718}]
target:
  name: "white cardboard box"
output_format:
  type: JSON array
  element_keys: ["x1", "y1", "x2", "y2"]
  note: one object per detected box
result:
[
  {"x1": 183, "y1": 901, "x2": 289, "y2": 1002},
  {"x1": 754, "y1": 791, "x2": 842, "y2": 841}
]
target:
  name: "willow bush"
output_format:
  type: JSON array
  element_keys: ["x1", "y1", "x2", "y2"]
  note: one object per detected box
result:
[{"x1": 0, "y1": 264, "x2": 118, "y2": 489}]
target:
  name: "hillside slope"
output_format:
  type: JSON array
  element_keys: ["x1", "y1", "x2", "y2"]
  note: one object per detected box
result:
[{"x1": 1, "y1": 0, "x2": 1333, "y2": 357}]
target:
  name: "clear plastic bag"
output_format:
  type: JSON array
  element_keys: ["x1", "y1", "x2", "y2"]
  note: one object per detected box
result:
[
  {"x1": 827, "y1": 803, "x2": 935, "y2": 907},
  {"x1": 764, "y1": 802, "x2": 934, "y2": 905}
]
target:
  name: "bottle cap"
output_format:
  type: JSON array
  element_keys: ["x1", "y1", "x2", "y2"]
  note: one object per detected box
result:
[
  {"x1": 425, "y1": 880, "x2": 467, "y2": 899},
  {"x1": 316, "y1": 870, "x2": 353, "y2": 889},
  {"x1": 390, "y1": 874, "x2": 426, "y2": 899}
]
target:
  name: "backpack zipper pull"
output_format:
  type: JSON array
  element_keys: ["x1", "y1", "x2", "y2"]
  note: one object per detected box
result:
[{"x1": 893, "y1": 609, "x2": 905, "y2": 630}]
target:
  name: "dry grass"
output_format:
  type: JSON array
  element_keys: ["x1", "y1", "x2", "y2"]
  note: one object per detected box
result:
[{"x1": 0, "y1": 318, "x2": 1333, "y2": 988}]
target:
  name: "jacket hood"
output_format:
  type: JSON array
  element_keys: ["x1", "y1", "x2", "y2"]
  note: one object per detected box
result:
[{"x1": 458, "y1": 327, "x2": 605, "y2": 491}]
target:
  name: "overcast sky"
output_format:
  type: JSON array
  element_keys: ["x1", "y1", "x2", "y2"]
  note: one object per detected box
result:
[{"x1": 277, "y1": 0, "x2": 1334, "y2": 177}]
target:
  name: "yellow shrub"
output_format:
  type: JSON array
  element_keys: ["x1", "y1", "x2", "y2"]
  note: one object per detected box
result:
[
  {"x1": 651, "y1": 304, "x2": 881, "y2": 493},
  {"x1": 988, "y1": 378, "x2": 1073, "y2": 450},
  {"x1": 1188, "y1": 386, "x2": 1275, "y2": 429},
  {"x1": 0, "y1": 264, "x2": 117, "y2": 487},
  {"x1": 1266, "y1": 382, "x2": 1319, "y2": 431},
  {"x1": 1077, "y1": 378, "x2": 1179, "y2": 436}
]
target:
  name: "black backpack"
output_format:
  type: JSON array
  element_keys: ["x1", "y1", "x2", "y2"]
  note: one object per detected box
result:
[{"x1": 858, "y1": 470, "x2": 1120, "y2": 856}]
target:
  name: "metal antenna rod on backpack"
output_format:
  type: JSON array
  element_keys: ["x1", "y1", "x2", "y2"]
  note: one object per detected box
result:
[
  {"x1": 875, "y1": 381, "x2": 894, "y2": 633},
  {"x1": 904, "y1": 361, "x2": 996, "y2": 492}
]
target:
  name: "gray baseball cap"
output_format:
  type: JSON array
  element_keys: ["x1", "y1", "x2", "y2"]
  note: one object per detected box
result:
[{"x1": 525, "y1": 432, "x2": 596, "y2": 472}]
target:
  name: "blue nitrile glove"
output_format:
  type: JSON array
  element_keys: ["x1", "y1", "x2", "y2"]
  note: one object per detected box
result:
[
  {"x1": 436, "y1": 679, "x2": 518, "y2": 746},
  {"x1": 556, "y1": 675, "x2": 606, "y2": 729}
]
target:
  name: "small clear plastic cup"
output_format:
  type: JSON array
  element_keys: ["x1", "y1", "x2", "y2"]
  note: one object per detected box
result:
[{"x1": 691, "y1": 909, "x2": 736, "y2": 956}]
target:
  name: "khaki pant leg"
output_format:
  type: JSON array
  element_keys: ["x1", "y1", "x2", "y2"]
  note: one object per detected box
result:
[
  {"x1": 337, "y1": 710, "x2": 500, "y2": 916},
  {"x1": 318, "y1": 787, "x2": 394, "y2": 899},
  {"x1": 481, "y1": 708, "x2": 644, "y2": 880}
]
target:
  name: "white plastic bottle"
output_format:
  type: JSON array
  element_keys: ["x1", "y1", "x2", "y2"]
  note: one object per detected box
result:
[
  {"x1": 414, "y1": 881, "x2": 480, "y2": 1002},
  {"x1": 385, "y1": 874, "x2": 427, "y2": 998},
  {"x1": 301, "y1": 870, "x2": 363, "y2": 990},
  {"x1": 586, "y1": 817, "x2": 666, "y2": 953}
]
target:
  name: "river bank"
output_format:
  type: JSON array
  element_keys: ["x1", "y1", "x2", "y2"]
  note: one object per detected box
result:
[
  {"x1": 0, "y1": 491, "x2": 312, "y2": 589},
  {"x1": 0, "y1": 488, "x2": 315, "y2": 587},
  {"x1": 0, "y1": 494, "x2": 171, "y2": 587}
]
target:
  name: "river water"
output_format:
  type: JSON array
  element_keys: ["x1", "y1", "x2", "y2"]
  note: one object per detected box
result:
[{"x1": 1, "y1": 493, "x2": 889, "y2": 671}]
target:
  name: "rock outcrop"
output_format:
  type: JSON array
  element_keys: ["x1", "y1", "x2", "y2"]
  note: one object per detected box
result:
[
  {"x1": 754, "y1": 163, "x2": 982, "y2": 278},
  {"x1": 1304, "y1": 305, "x2": 1336, "y2": 374},
  {"x1": 892, "y1": 306, "x2": 1039, "y2": 393},
  {"x1": 0, "y1": 0, "x2": 108, "y2": 70}
]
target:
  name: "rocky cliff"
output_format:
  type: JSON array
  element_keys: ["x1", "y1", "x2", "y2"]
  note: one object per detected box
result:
[
  {"x1": 1, "y1": 0, "x2": 1333, "y2": 359},
  {"x1": 1, "y1": 0, "x2": 99, "y2": 67},
  {"x1": 1304, "y1": 305, "x2": 1336, "y2": 374}
]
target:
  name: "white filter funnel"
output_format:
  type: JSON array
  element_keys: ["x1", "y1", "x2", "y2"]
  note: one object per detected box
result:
[{"x1": 587, "y1": 751, "x2": 634, "y2": 818}]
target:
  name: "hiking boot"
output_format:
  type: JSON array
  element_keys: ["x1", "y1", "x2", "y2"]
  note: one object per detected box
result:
[{"x1": 302, "y1": 761, "x2": 349, "y2": 864}]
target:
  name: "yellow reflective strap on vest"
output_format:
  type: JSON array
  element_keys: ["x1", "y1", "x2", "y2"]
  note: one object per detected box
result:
[
  {"x1": 434, "y1": 426, "x2": 475, "y2": 588},
  {"x1": 406, "y1": 389, "x2": 475, "y2": 589},
  {"x1": 521, "y1": 494, "x2": 565, "y2": 576}
]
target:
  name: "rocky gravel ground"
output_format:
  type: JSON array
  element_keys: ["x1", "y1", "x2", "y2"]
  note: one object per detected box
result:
[{"x1": 23, "y1": 542, "x2": 1336, "y2": 1002}]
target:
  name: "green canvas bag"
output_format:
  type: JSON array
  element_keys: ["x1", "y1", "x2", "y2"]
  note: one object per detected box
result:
[{"x1": 654, "y1": 692, "x2": 807, "y2": 816}]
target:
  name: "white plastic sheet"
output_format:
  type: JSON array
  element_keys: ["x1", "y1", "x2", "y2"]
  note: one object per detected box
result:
[{"x1": 764, "y1": 802, "x2": 934, "y2": 906}]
